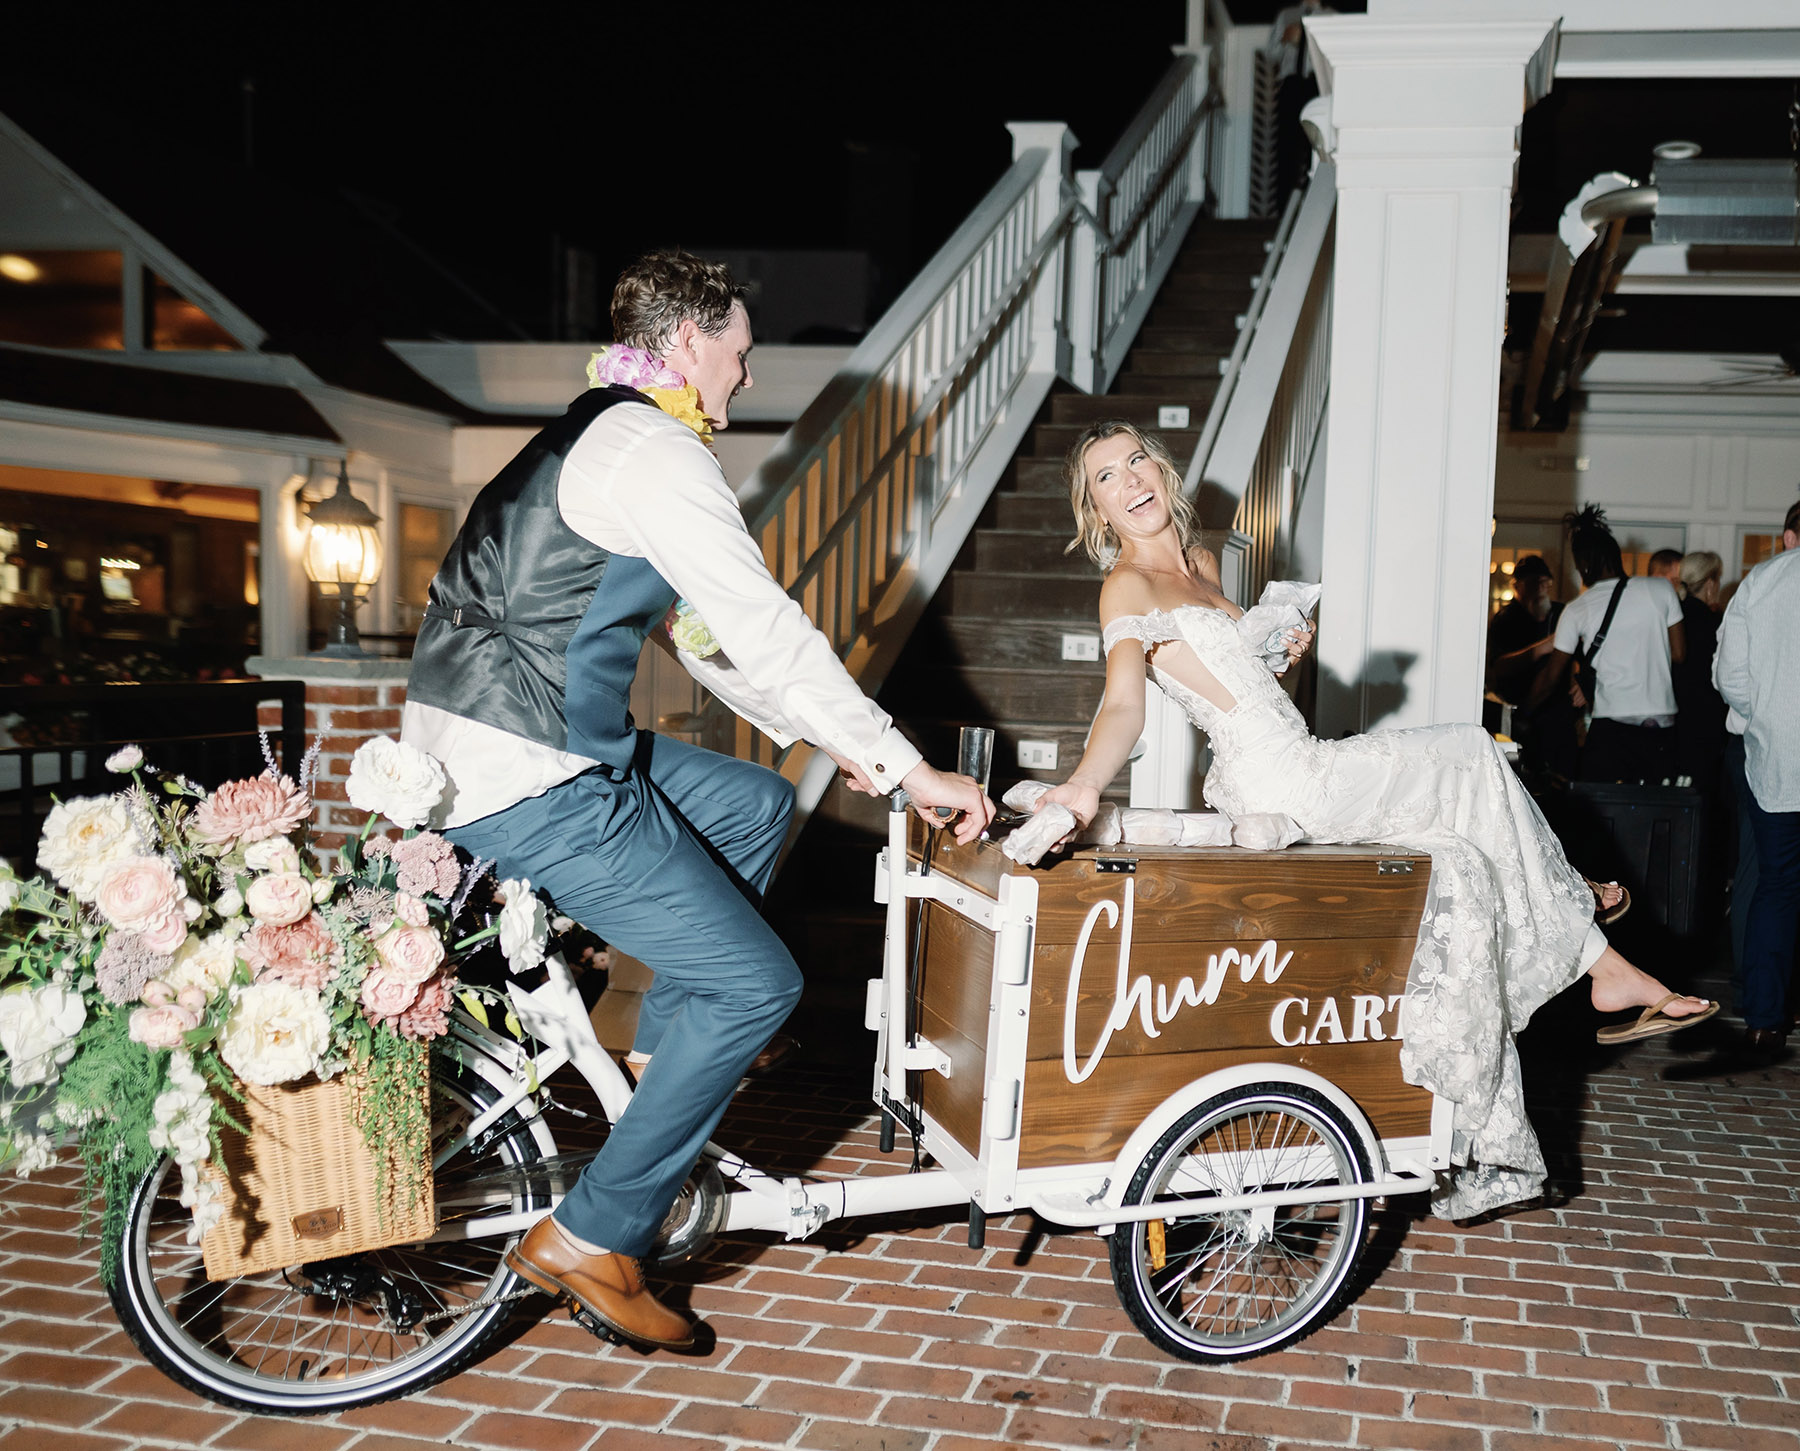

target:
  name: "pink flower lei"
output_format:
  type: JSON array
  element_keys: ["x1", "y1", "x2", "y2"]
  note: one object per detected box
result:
[{"x1": 586, "y1": 345, "x2": 687, "y2": 392}]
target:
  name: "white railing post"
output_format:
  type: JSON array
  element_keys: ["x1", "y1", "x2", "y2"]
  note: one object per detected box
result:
[
  {"x1": 1006, "y1": 122, "x2": 1077, "y2": 383},
  {"x1": 1067, "y1": 168, "x2": 1104, "y2": 394}
]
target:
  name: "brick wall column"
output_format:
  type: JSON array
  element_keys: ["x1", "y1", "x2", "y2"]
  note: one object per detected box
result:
[{"x1": 246, "y1": 655, "x2": 411, "y2": 849}]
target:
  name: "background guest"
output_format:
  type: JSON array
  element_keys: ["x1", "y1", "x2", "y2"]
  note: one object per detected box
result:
[
  {"x1": 1673, "y1": 550, "x2": 1727, "y2": 789},
  {"x1": 1533, "y1": 507, "x2": 1685, "y2": 784},
  {"x1": 1714, "y1": 499, "x2": 1800, "y2": 1062},
  {"x1": 1486, "y1": 554, "x2": 1577, "y2": 779},
  {"x1": 1648, "y1": 548, "x2": 1684, "y2": 587},
  {"x1": 1265, "y1": 1, "x2": 1335, "y2": 206}
]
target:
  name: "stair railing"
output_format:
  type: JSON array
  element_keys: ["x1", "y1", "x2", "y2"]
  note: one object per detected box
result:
[
  {"x1": 646, "y1": 52, "x2": 1218, "y2": 828},
  {"x1": 1067, "y1": 52, "x2": 1211, "y2": 395},
  {"x1": 1184, "y1": 160, "x2": 1335, "y2": 605}
]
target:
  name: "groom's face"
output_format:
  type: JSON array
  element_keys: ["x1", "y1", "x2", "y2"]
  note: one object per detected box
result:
[{"x1": 672, "y1": 303, "x2": 755, "y2": 430}]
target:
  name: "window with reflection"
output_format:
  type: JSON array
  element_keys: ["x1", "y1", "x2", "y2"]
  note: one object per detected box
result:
[{"x1": 0, "y1": 250, "x2": 125, "y2": 348}]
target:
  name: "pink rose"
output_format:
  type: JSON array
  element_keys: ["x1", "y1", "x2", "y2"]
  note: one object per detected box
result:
[
  {"x1": 96, "y1": 857, "x2": 185, "y2": 934},
  {"x1": 140, "y1": 980, "x2": 175, "y2": 1007},
  {"x1": 192, "y1": 773, "x2": 310, "y2": 847},
  {"x1": 139, "y1": 910, "x2": 191, "y2": 956},
  {"x1": 360, "y1": 966, "x2": 423, "y2": 1020},
  {"x1": 374, "y1": 923, "x2": 445, "y2": 985},
  {"x1": 242, "y1": 913, "x2": 338, "y2": 992},
  {"x1": 176, "y1": 985, "x2": 207, "y2": 1015},
  {"x1": 129, "y1": 1002, "x2": 199, "y2": 1049},
  {"x1": 246, "y1": 873, "x2": 312, "y2": 926},
  {"x1": 394, "y1": 892, "x2": 429, "y2": 928}
]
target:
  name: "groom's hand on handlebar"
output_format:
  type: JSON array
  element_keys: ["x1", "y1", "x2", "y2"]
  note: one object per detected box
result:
[{"x1": 900, "y1": 763, "x2": 996, "y2": 846}]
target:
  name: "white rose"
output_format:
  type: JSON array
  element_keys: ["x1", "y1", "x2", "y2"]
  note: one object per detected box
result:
[
  {"x1": 498, "y1": 878, "x2": 548, "y2": 974},
  {"x1": 217, "y1": 981, "x2": 329, "y2": 1087},
  {"x1": 242, "y1": 838, "x2": 301, "y2": 875},
  {"x1": 37, "y1": 795, "x2": 143, "y2": 901},
  {"x1": 106, "y1": 745, "x2": 144, "y2": 774},
  {"x1": 0, "y1": 982, "x2": 87, "y2": 1088},
  {"x1": 215, "y1": 886, "x2": 245, "y2": 919},
  {"x1": 311, "y1": 876, "x2": 335, "y2": 905},
  {"x1": 245, "y1": 872, "x2": 312, "y2": 926},
  {"x1": 345, "y1": 736, "x2": 447, "y2": 830}
]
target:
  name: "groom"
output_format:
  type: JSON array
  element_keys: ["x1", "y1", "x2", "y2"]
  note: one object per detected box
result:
[{"x1": 401, "y1": 250, "x2": 991, "y2": 1350}]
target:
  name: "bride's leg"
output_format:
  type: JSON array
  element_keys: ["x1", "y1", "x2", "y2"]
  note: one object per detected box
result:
[{"x1": 1585, "y1": 927, "x2": 1713, "y2": 1017}]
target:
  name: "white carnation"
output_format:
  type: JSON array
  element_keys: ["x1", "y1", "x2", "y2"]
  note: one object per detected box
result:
[
  {"x1": 498, "y1": 878, "x2": 548, "y2": 974},
  {"x1": 217, "y1": 981, "x2": 329, "y2": 1087},
  {"x1": 37, "y1": 795, "x2": 143, "y2": 901},
  {"x1": 345, "y1": 737, "x2": 446, "y2": 830},
  {"x1": 0, "y1": 982, "x2": 87, "y2": 1088},
  {"x1": 165, "y1": 928, "x2": 242, "y2": 1003}
]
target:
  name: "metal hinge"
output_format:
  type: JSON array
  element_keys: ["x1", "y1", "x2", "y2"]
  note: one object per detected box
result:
[
  {"x1": 1377, "y1": 860, "x2": 1415, "y2": 875},
  {"x1": 1095, "y1": 857, "x2": 1137, "y2": 874}
]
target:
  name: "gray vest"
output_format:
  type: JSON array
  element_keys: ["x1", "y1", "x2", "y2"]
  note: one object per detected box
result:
[{"x1": 407, "y1": 385, "x2": 678, "y2": 775}]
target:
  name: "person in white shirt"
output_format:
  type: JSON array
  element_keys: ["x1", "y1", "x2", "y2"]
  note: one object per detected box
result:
[
  {"x1": 1532, "y1": 506, "x2": 1685, "y2": 784},
  {"x1": 1713, "y1": 498, "x2": 1800, "y2": 1061},
  {"x1": 402, "y1": 251, "x2": 991, "y2": 1350}
]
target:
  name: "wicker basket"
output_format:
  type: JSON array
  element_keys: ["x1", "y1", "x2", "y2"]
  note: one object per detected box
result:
[{"x1": 200, "y1": 1071, "x2": 436, "y2": 1281}]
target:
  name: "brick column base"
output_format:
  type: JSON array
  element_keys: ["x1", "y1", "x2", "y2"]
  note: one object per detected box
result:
[{"x1": 247, "y1": 655, "x2": 412, "y2": 851}]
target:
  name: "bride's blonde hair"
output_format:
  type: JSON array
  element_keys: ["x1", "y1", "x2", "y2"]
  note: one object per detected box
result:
[{"x1": 1065, "y1": 420, "x2": 1198, "y2": 568}]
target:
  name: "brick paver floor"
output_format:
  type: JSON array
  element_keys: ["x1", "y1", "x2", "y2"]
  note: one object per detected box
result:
[{"x1": 3, "y1": 961, "x2": 1796, "y2": 1450}]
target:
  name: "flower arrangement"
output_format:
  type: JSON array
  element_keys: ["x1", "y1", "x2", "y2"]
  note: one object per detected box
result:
[{"x1": 0, "y1": 735, "x2": 548, "y2": 1282}]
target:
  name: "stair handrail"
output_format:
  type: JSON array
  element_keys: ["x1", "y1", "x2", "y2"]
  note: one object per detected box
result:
[
  {"x1": 1184, "y1": 160, "x2": 1336, "y2": 601},
  {"x1": 1068, "y1": 52, "x2": 1213, "y2": 394},
  {"x1": 1185, "y1": 178, "x2": 1305, "y2": 501}
]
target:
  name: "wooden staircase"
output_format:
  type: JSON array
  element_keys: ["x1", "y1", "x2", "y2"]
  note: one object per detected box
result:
[{"x1": 769, "y1": 217, "x2": 1279, "y2": 1059}]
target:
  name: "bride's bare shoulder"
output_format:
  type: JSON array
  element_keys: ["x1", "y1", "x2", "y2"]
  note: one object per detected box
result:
[
  {"x1": 1188, "y1": 544, "x2": 1223, "y2": 587},
  {"x1": 1099, "y1": 566, "x2": 1157, "y2": 623}
]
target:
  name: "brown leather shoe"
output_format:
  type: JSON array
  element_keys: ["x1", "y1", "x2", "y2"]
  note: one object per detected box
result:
[{"x1": 505, "y1": 1215, "x2": 695, "y2": 1350}]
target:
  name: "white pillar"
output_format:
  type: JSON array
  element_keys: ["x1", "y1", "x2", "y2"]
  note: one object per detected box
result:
[{"x1": 1308, "y1": 16, "x2": 1558, "y2": 734}]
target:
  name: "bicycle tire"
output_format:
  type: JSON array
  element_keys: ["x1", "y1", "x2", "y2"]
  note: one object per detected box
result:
[{"x1": 107, "y1": 1057, "x2": 550, "y2": 1414}]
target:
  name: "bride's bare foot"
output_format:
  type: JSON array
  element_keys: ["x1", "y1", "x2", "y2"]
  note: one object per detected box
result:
[{"x1": 1587, "y1": 947, "x2": 1710, "y2": 1017}]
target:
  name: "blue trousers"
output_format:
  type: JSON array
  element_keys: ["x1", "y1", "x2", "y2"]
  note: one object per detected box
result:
[
  {"x1": 447, "y1": 732, "x2": 798, "y2": 1256},
  {"x1": 1725, "y1": 735, "x2": 1759, "y2": 995},
  {"x1": 1740, "y1": 782, "x2": 1800, "y2": 1034}
]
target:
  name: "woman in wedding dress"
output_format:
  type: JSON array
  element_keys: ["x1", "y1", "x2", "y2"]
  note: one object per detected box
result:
[{"x1": 1034, "y1": 421, "x2": 1717, "y2": 1218}]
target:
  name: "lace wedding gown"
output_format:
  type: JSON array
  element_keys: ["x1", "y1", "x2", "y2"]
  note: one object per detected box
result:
[{"x1": 1105, "y1": 598, "x2": 1598, "y2": 1219}]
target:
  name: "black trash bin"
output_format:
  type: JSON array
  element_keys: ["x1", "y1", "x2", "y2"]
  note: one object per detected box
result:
[{"x1": 1561, "y1": 782, "x2": 1706, "y2": 938}]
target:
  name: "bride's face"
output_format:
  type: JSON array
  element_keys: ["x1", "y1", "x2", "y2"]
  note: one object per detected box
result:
[{"x1": 1084, "y1": 433, "x2": 1171, "y2": 546}]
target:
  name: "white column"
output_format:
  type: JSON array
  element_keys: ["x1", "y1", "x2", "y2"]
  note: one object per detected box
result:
[{"x1": 1308, "y1": 16, "x2": 1558, "y2": 735}]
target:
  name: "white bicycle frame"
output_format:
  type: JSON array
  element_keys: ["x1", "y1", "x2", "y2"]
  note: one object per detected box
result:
[{"x1": 426, "y1": 791, "x2": 1449, "y2": 1254}]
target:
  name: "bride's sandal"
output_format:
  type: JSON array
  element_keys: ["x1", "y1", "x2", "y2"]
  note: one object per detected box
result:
[
  {"x1": 1586, "y1": 877, "x2": 1631, "y2": 926},
  {"x1": 1596, "y1": 992, "x2": 1719, "y2": 1045}
]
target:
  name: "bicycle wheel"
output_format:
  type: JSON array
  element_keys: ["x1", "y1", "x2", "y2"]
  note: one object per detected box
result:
[
  {"x1": 1108, "y1": 1082, "x2": 1372, "y2": 1363},
  {"x1": 108, "y1": 1058, "x2": 549, "y2": 1414}
]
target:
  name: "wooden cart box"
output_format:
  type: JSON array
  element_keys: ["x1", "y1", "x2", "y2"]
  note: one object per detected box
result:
[{"x1": 906, "y1": 819, "x2": 1435, "y2": 1171}]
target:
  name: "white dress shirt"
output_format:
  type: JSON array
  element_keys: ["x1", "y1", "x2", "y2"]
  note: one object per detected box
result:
[
  {"x1": 1714, "y1": 546, "x2": 1800, "y2": 812},
  {"x1": 403, "y1": 403, "x2": 922, "y2": 827}
]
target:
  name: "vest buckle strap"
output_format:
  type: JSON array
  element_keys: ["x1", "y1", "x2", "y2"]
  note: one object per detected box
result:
[{"x1": 424, "y1": 602, "x2": 561, "y2": 653}]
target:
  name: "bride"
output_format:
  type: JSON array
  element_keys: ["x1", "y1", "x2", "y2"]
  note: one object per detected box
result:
[{"x1": 1033, "y1": 420, "x2": 1717, "y2": 1218}]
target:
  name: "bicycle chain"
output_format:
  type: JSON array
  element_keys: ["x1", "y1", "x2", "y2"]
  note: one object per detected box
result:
[{"x1": 405, "y1": 1285, "x2": 539, "y2": 1329}]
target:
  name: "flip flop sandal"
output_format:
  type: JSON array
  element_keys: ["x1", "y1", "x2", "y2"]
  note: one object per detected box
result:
[
  {"x1": 1586, "y1": 877, "x2": 1631, "y2": 926},
  {"x1": 1596, "y1": 992, "x2": 1720, "y2": 1045}
]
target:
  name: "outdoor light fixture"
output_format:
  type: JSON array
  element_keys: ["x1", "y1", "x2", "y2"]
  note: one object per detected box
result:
[{"x1": 303, "y1": 460, "x2": 383, "y2": 656}]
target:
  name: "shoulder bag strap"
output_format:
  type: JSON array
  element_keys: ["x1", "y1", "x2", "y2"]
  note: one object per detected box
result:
[{"x1": 1580, "y1": 577, "x2": 1628, "y2": 671}]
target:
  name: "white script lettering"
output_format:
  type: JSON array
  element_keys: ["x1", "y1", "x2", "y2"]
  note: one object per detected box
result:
[{"x1": 1063, "y1": 880, "x2": 1294, "y2": 1083}]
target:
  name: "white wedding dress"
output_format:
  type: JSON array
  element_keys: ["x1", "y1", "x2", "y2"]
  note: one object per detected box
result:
[{"x1": 1104, "y1": 595, "x2": 1598, "y2": 1219}]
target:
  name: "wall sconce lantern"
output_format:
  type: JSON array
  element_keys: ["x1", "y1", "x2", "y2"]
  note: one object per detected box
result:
[{"x1": 303, "y1": 461, "x2": 383, "y2": 656}]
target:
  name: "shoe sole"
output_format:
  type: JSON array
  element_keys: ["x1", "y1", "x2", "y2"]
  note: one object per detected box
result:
[
  {"x1": 504, "y1": 1247, "x2": 697, "y2": 1352},
  {"x1": 1595, "y1": 999, "x2": 1720, "y2": 1045}
]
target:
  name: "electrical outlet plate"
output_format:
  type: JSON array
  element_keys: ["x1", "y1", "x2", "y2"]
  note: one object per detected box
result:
[
  {"x1": 1157, "y1": 405, "x2": 1190, "y2": 429},
  {"x1": 1060, "y1": 633, "x2": 1100, "y2": 662},
  {"x1": 1018, "y1": 740, "x2": 1059, "y2": 770}
]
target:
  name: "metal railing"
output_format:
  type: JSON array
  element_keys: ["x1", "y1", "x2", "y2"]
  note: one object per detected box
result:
[
  {"x1": 641, "y1": 52, "x2": 1218, "y2": 826},
  {"x1": 1185, "y1": 161, "x2": 1336, "y2": 604}
]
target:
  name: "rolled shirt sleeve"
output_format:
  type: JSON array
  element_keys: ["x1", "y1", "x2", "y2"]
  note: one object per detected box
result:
[{"x1": 560, "y1": 409, "x2": 923, "y2": 792}]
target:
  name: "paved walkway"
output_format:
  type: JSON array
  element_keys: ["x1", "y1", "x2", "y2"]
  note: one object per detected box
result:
[{"x1": 2, "y1": 970, "x2": 1796, "y2": 1451}]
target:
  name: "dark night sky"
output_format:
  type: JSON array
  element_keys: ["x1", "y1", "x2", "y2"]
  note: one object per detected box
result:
[{"x1": 4, "y1": 1, "x2": 1215, "y2": 337}]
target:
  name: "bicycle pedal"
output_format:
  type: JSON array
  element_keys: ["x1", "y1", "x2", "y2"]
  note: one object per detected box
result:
[{"x1": 568, "y1": 1305, "x2": 623, "y2": 1345}]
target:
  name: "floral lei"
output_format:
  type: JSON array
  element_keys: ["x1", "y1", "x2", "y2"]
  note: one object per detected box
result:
[{"x1": 585, "y1": 345, "x2": 721, "y2": 661}]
